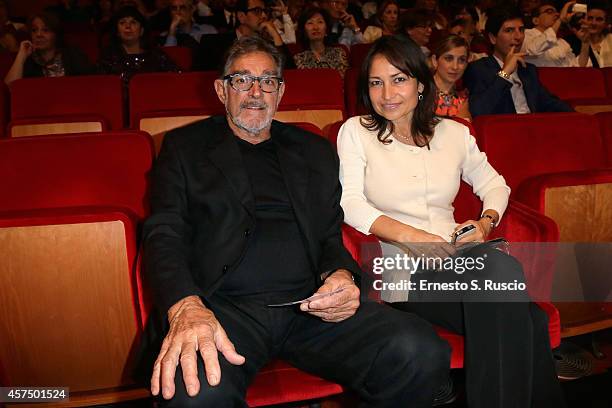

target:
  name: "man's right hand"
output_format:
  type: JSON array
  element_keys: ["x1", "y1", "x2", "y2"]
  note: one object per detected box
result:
[
  {"x1": 502, "y1": 46, "x2": 526, "y2": 75},
  {"x1": 150, "y1": 295, "x2": 246, "y2": 400},
  {"x1": 169, "y1": 16, "x2": 183, "y2": 35}
]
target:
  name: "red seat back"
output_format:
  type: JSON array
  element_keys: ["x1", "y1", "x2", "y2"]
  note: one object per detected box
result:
[
  {"x1": 10, "y1": 75, "x2": 124, "y2": 130},
  {"x1": 0, "y1": 131, "x2": 154, "y2": 220},
  {"x1": 344, "y1": 67, "x2": 364, "y2": 117},
  {"x1": 595, "y1": 111, "x2": 612, "y2": 166},
  {"x1": 474, "y1": 113, "x2": 606, "y2": 192},
  {"x1": 162, "y1": 46, "x2": 193, "y2": 71},
  {"x1": 349, "y1": 43, "x2": 372, "y2": 69},
  {"x1": 537, "y1": 67, "x2": 607, "y2": 100},
  {"x1": 64, "y1": 30, "x2": 100, "y2": 65},
  {"x1": 129, "y1": 71, "x2": 222, "y2": 127}
]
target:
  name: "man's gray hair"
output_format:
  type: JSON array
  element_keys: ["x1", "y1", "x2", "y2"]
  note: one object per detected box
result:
[{"x1": 221, "y1": 36, "x2": 285, "y2": 77}]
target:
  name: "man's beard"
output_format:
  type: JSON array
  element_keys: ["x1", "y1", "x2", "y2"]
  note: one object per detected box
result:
[{"x1": 228, "y1": 100, "x2": 274, "y2": 134}]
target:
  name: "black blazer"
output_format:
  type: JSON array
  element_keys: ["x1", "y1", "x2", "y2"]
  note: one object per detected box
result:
[
  {"x1": 463, "y1": 55, "x2": 573, "y2": 117},
  {"x1": 142, "y1": 116, "x2": 361, "y2": 319}
]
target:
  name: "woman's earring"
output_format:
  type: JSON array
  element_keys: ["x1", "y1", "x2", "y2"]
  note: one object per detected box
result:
[{"x1": 418, "y1": 93, "x2": 424, "y2": 101}]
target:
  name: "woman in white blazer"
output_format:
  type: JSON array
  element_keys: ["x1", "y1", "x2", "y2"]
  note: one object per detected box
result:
[{"x1": 337, "y1": 35, "x2": 565, "y2": 408}]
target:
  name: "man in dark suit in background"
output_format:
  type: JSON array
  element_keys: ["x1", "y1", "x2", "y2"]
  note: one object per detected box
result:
[
  {"x1": 140, "y1": 36, "x2": 450, "y2": 407},
  {"x1": 197, "y1": 0, "x2": 292, "y2": 70},
  {"x1": 463, "y1": 6, "x2": 573, "y2": 118}
]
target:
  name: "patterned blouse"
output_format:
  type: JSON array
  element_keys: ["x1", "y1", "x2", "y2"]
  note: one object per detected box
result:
[
  {"x1": 293, "y1": 46, "x2": 349, "y2": 77},
  {"x1": 434, "y1": 88, "x2": 469, "y2": 118}
]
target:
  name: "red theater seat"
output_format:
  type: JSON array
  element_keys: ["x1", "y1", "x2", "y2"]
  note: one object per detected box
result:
[
  {"x1": 8, "y1": 75, "x2": 124, "y2": 137},
  {"x1": 162, "y1": 46, "x2": 193, "y2": 71},
  {"x1": 475, "y1": 112, "x2": 612, "y2": 338},
  {"x1": 595, "y1": 111, "x2": 612, "y2": 166},
  {"x1": 344, "y1": 67, "x2": 362, "y2": 117},
  {"x1": 537, "y1": 67, "x2": 612, "y2": 114},
  {"x1": 0, "y1": 131, "x2": 154, "y2": 219},
  {"x1": 130, "y1": 70, "x2": 344, "y2": 153},
  {"x1": 349, "y1": 43, "x2": 371, "y2": 68},
  {"x1": 0, "y1": 131, "x2": 156, "y2": 405},
  {"x1": 279, "y1": 69, "x2": 345, "y2": 132}
]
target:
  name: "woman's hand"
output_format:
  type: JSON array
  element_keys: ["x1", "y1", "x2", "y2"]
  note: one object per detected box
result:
[
  {"x1": 395, "y1": 228, "x2": 456, "y2": 260},
  {"x1": 453, "y1": 219, "x2": 491, "y2": 245},
  {"x1": 17, "y1": 40, "x2": 33, "y2": 59}
]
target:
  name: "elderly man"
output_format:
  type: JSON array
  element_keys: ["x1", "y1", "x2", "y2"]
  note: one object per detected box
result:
[{"x1": 140, "y1": 36, "x2": 450, "y2": 407}]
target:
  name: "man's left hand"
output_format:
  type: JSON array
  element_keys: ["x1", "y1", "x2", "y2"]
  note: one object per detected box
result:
[{"x1": 299, "y1": 269, "x2": 359, "y2": 322}]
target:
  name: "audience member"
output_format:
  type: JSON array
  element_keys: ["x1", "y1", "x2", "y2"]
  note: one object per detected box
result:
[
  {"x1": 97, "y1": 6, "x2": 179, "y2": 83},
  {"x1": 148, "y1": 0, "x2": 173, "y2": 32},
  {"x1": 337, "y1": 33, "x2": 565, "y2": 408},
  {"x1": 270, "y1": 1, "x2": 297, "y2": 44},
  {"x1": 584, "y1": 1, "x2": 611, "y2": 67},
  {"x1": 400, "y1": 8, "x2": 434, "y2": 57},
  {"x1": 45, "y1": 0, "x2": 93, "y2": 24},
  {"x1": 139, "y1": 34, "x2": 451, "y2": 408},
  {"x1": 293, "y1": 7, "x2": 348, "y2": 76},
  {"x1": 463, "y1": 6, "x2": 572, "y2": 117},
  {"x1": 197, "y1": 0, "x2": 292, "y2": 71},
  {"x1": 414, "y1": 0, "x2": 447, "y2": 30},
  {"x1": 4, "y1": 12, "x2": 92, "y2": 85},
  {"x1": 0, "y1": 0, "x2": 24, "y2": 53},
  {"x1": 474, "y1": 0, "x2": 497, "y2": 32},
  {"x1": 523, "y1": 1, "x2": 590, "y2": 67},
  {"x1": 519, "y1": 0, "x2": 542, "y2": 28},
  {"x1": 319, "y1": 0, "x2": 364, "y2": 46},
  {"x1": 161, "y1": 0, "x2": 217, "y2": 48},
  {"x1": 363, "y1": 0, "x2": 399, "y2": 43},
  {"x1": 430, "y1": 35, "x2": 471, "y2": 121},
  {"x1": 198, "y1": 0, "x2": 239, "y2": 32}
]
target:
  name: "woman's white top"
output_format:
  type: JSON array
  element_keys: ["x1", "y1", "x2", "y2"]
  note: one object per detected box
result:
[{"x1": 337, "y1": 116, "x2": 510, "y2": 242}]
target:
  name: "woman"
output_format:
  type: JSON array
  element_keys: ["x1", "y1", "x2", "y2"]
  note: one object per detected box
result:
[
  {"x1": 97, "y1": 6, "x2": 178, "y2": 83},
  {"x1": 337, "y1": 35, "x2": 565, "y2": 408},
  {"x1": 363, "y1": 0, "x2": 399, "y2": 43},
  {"x1": 399, "y1": 8, "x2": 433, "y2": 57},
  {"x1": 584, "y1": 2, "x2": 612, "y2": 67},
  {"x1": 4, "y1": 12, "x2": 92, "y2": 85},
  {"x1": 293, "y1": 7, "x2": 348, "y2": 77},
  {"x1": 430, "y1": 35, "x2": 471, "y2": 121}
]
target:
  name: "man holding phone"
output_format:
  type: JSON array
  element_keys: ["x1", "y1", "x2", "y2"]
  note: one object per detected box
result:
[{"x1": 320, "y1": 0, "x2": 364, "y2": 46}]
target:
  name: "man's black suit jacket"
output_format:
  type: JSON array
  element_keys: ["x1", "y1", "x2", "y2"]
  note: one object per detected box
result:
[
  {"x1": 142, "y1": 116, "x2": 361, "y2": 322},
  {"x1": 463, "y1": 55, "x2": 573, "y2": 117}
]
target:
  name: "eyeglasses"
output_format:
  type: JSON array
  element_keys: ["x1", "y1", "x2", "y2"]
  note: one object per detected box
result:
[
  {"x1": 224, "y1": 73, "x2": 283, "y2": 93},
  {"x1": 246, "y1": 6, "x2": 269, "y2": 15}
]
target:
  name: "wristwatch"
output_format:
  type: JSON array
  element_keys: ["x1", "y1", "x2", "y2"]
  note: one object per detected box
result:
[
  {"x1": 480, "y1": 214, "x2": 497, "y2": 230},
  {"x1": 497, "y1": 70, "x2": 511, "y2": 81}
]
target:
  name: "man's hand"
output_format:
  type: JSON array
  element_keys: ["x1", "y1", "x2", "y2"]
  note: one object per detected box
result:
[
  {"x1": 502, "y1": 45, "x2": 526, "y2": 75},
  {"x1": 169, "y1": 15, "x2": 184, "y2": 35},
  {"x1": 339, "y1": 11, "x2": 358, "y2": 31},
  {"x1": 150, "y1": 296, "x2": 245, "y2": 400},
  {"x1": 453, "y1": 219, "x2": 489, "y2": 245},
  {"x1": 258, "y1": 21, "x2": 284, "y2": 46},
  {"x1": 299, "y1": 269, "x2": 359, "y2": 322}
]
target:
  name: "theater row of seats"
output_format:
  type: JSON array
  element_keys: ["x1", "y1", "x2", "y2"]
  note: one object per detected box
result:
[
  {"x1": 4, "y1": 110, "x2": 612, "y2": 406},
  {"x1": 2, "y1": 66, "x2": 612, "y2": 141}
]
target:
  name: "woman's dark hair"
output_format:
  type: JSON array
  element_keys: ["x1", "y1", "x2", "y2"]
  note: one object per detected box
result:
[
  {"x1": 110, "y1": 6, "x2": 150, "y2": 49},
  {"x1": 297, "y1": 7, "x2": 333, "y2": 49},
  {"x1": 28, "y1": 12, "x2": 64, "y2": 49},
  {"x1": 358, "y1": 35, "x2": 439, "y2": 146},
  {"x1": 431, "y1": 34, "x2": 469, "y2": 60}
]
